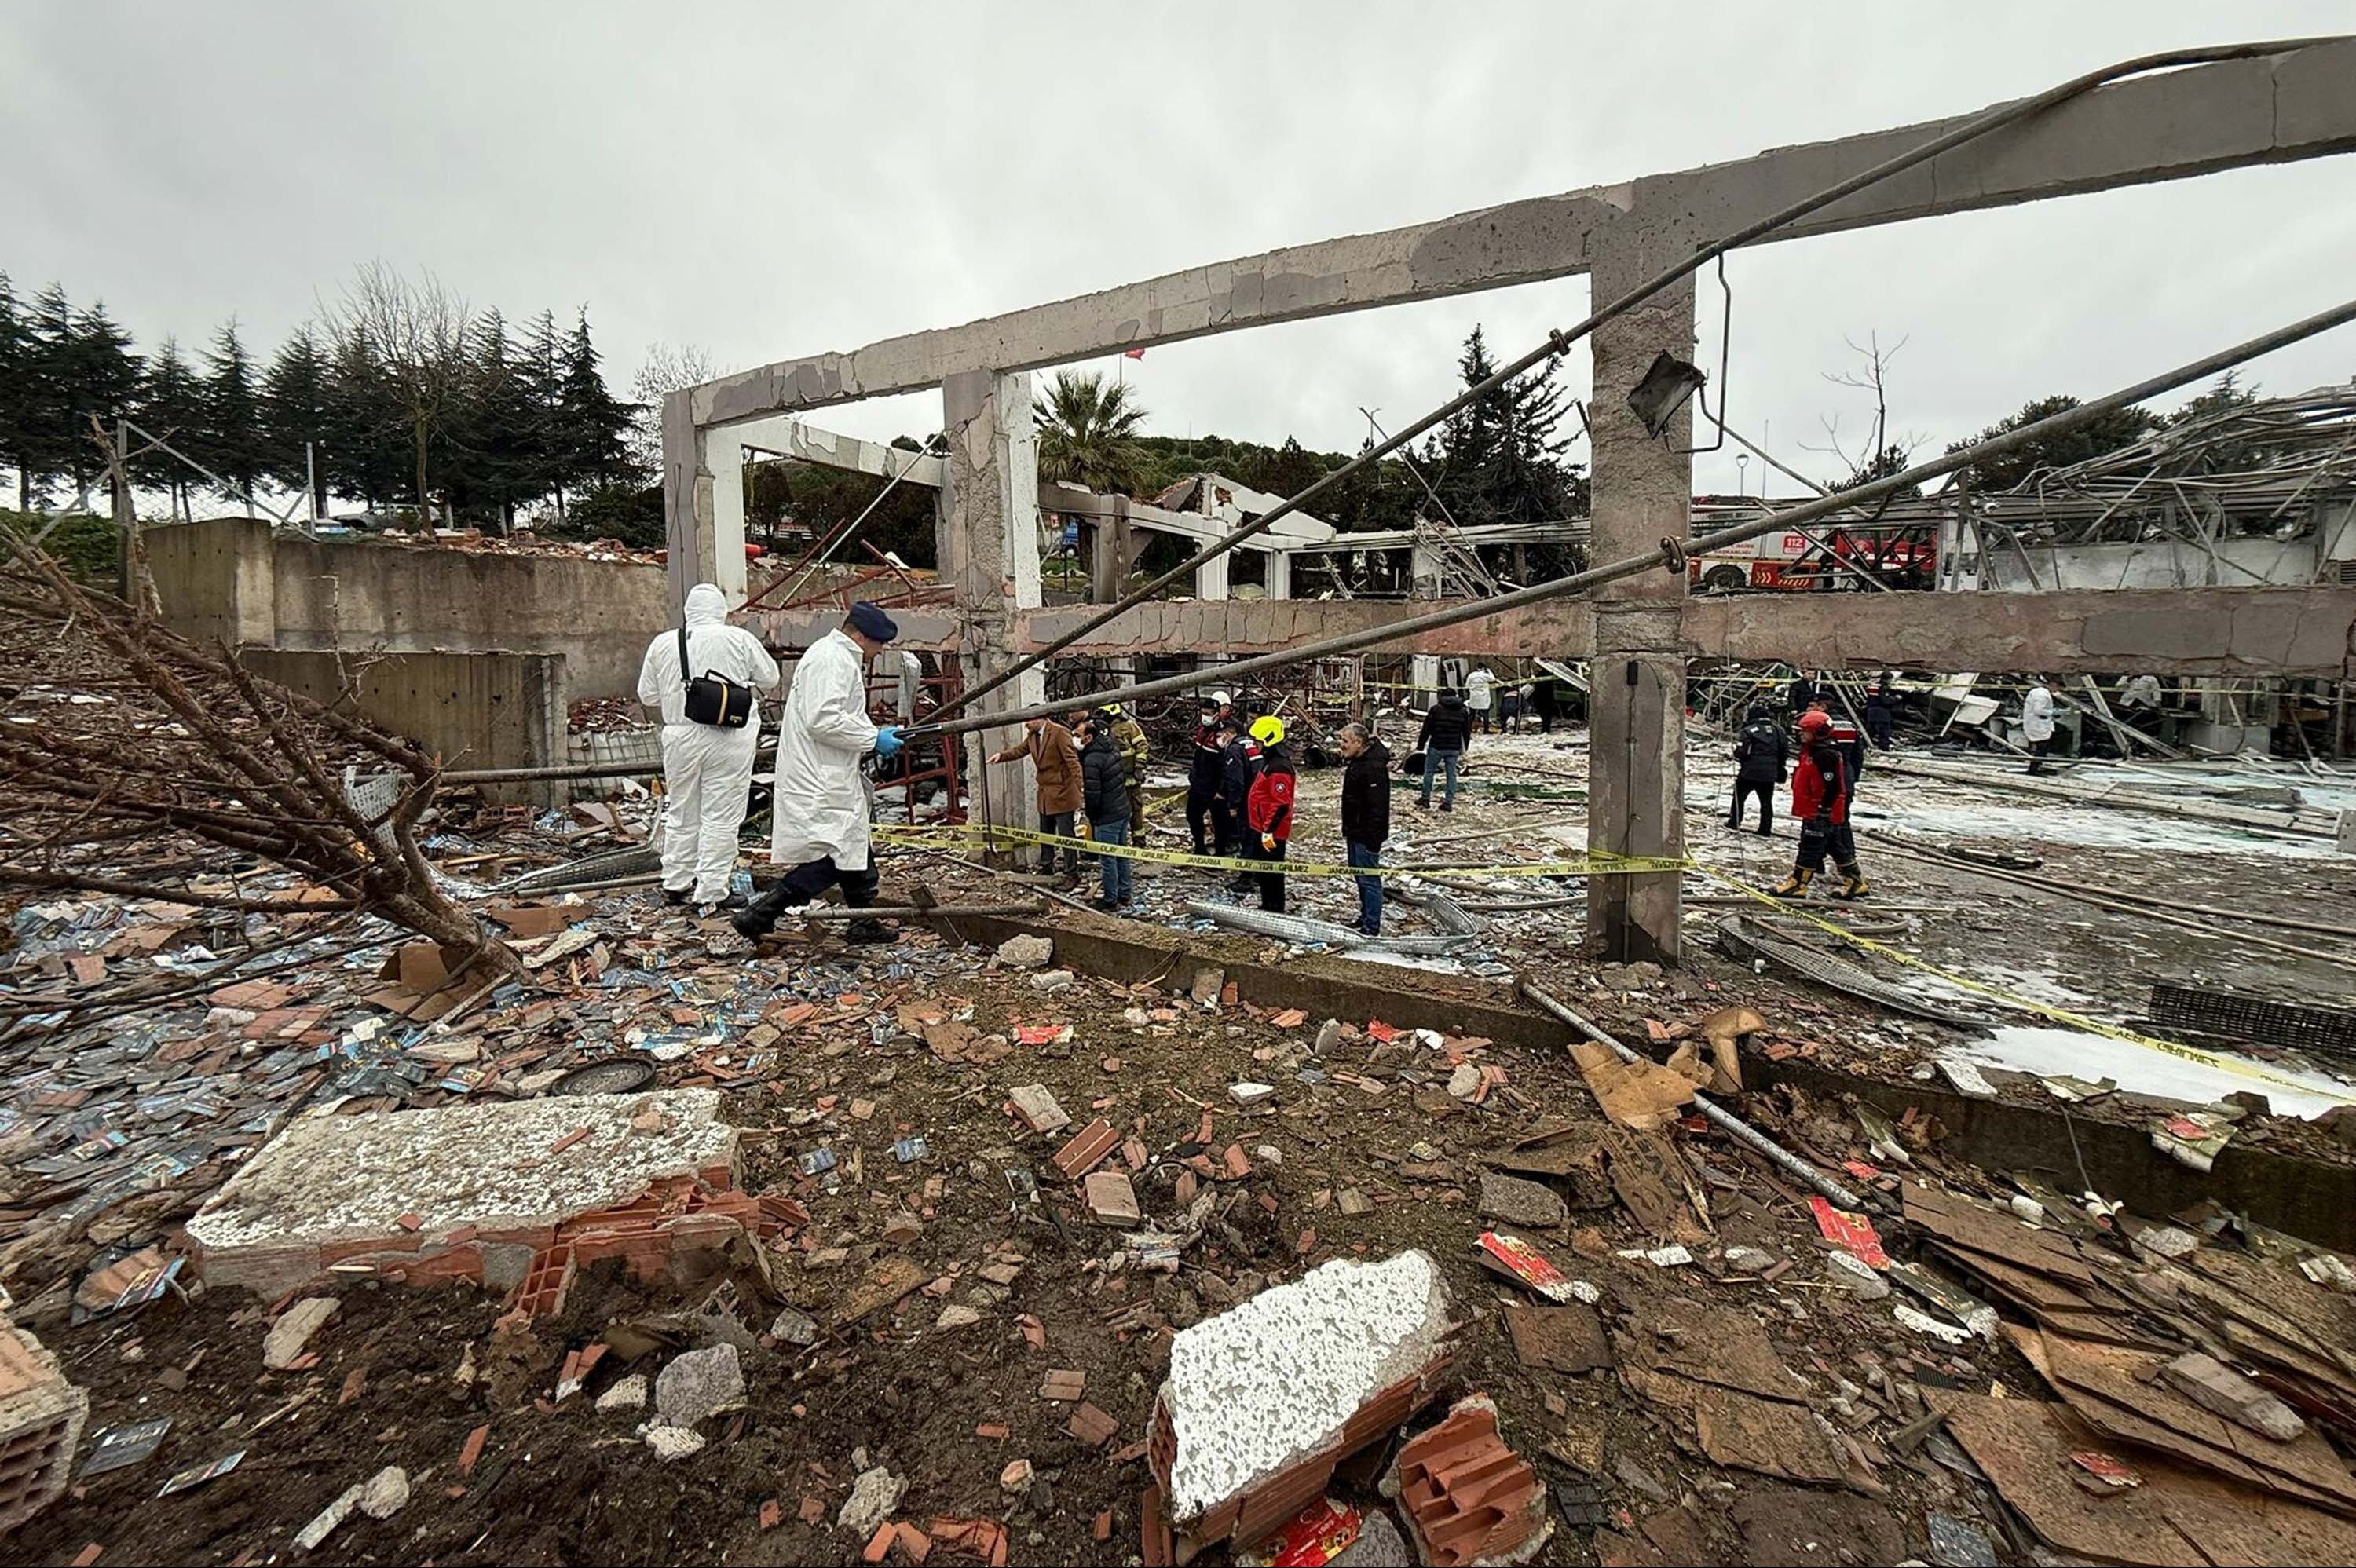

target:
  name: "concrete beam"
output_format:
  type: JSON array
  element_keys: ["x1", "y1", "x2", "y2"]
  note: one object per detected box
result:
[
  {"x1": 1686, "y1": 583, "x2": 2356, "y2": 678},
  {"x1": 688, "y1": 38, "x2": 2356, "y2": 424},
  {"x1": 1004, "y1": 585, "x2": 2356, "y2": 678},
  {"x1": 1012, "y1": 598, "x2": 1599, "y2": 660},
  {"x1": 734, "y1": 416, "x2": 947, "y2": 488}
]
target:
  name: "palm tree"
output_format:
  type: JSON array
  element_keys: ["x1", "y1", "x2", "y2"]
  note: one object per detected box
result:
[{"x1": 1035, "y1": 370, "x2": 1149, "y2": 494}]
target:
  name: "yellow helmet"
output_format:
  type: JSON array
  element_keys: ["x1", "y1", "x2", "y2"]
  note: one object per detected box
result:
[
  {"x1": 1103, "y1": 703, "x2": 1124, "y2": 717},
  {"x1": 1249, "y1": 715, "x2": 1286, "y2": 745}
]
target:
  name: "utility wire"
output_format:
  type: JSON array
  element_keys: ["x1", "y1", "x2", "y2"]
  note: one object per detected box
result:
[
  {"x1": 936, "y1": 37, "x2": 2346, "y2": 720},
  {"x1": 905, "y1": 295, "x2": 2356, "y2": 739}
]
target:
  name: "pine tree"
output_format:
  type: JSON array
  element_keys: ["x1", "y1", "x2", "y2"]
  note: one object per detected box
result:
[
  {"x1": 57, "y1": 298, "x2": 145, "y2": 507},
  {"x1": 1427, "y1": 326, "x2": 1582, "y2": 526},
  {"x1": 454, "y1": 309, "x2": 544, "y2": 532},
  {"x1": 202, "y1": 322, "x2": 265, "y2": 514},
  {"x1": 519, "y1": 309, "x2": 566, "y2": 512},
  {"x1": 1945, "y1": 393, "x2": 2157, "y2": 492},
  {"x1": 135, "y1": 336, "x2": 209, "y2": 521},
  {"x1": 0, "y1": 272, "x2": 33, "y2": 510},
  {"x1": 551, "y1": 308, "x2": 636, "y2": 519},
  {"x1": 261, "y1": 328, "x2": 334, "y2": 518},
  {"x1": 323, "y1": 323, "x2": 405, "y2": 511}
]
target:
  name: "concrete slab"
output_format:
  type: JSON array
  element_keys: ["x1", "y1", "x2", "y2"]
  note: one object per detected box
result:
[
  {"x1": 186, "y1": 1090, "x2": 737, "y2": 1296},
  {"x1": 1152, "y1": 1249, "x2": 1454, "y2": 1540}
]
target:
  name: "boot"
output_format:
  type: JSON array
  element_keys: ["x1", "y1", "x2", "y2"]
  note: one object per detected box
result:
[
  {"x1": 1771, "y1": 867, "x2": 1814, "y2": 899},
  {"x1": 842, "y1": 918, "x2": 894, "y2": 945},
  {"x1": 1835, "y1": 862, "x2": 1869, "y2": 900}
]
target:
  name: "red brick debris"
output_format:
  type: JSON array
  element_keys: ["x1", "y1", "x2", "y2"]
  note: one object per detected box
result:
[{"x1": 1387, "y1": 1395, "x2": 1550, "y2": 1568}]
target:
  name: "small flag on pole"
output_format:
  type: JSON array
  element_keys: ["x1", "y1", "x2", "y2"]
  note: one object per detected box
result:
[{"x1": 1121, "y1": 347, "x2": 1146, "y2": 360}]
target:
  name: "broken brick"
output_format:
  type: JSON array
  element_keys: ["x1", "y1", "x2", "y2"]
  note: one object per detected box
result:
[
  {"x1": 1052, "y1": 1119, "x2": 1121, "y2": 1180},
  {"x1": 1040, "y1": 1368, "x2": 1087, "y2": 1402},
  {"x1": 1068, "y1": 1402, "x2": 1120, "y2": 1448},
  {"x1": 862, "y1": 1521, "x2": 897, "y2": 1563},
  {"x1": 894, "y1": 1520, "x2": 932, "y2": 1565},
  {"x1": 1388, "y1": 1395, "x2": 1549, "y2": 1568}
]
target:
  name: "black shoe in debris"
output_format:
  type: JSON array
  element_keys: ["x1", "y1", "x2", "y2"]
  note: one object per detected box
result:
[
  {"x1": 698, "y1": 892, "x2": 750, "y2": 915},
  {"x1": 842, "y1": 918, "x2": 894, "y2": 945},
  {"x1": 728, "y1": 908, "x2": 772, "y2": 942},
  {"x1": 661, "y1": 887, "x2": 693, "y2": 906},
  {"x1": 1089, "y1": 897, "x2": 1121, "y2": 912}
]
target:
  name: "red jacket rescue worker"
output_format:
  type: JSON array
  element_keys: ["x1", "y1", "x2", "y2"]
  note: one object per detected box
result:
[
  {"x1": 1243, "y1": 715, "x2": 1297, "y2": 913},
  {"x1": 1773, "y1": 709, "x2": 1868, "y2": 900}
]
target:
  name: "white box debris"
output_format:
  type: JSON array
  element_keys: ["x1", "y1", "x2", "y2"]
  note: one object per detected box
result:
[{"x1": 1153, "y1": 1249, "x2": 1453, "y2": 1532}]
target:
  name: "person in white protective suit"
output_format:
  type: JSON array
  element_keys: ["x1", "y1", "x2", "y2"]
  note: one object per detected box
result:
[
  {"x1": 731, "y1": 600, "x2": 908, "y2": 945},
  {"x1": 635, "y1": 583, "x2": 781, "y2": 910}
]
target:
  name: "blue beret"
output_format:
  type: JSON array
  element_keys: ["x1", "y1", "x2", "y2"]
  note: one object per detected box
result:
[{"x1": 847, "y1": 601, "x2": 899, "y2": 642}]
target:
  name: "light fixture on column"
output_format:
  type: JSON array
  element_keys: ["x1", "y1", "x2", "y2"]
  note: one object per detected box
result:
[{"x1": 1626, "y1": 350, "x2": 1708, "y2": 440}]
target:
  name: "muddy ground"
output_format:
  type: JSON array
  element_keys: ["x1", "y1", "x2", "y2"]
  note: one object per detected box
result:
[{"x1": 10, "y1": 729, "x2": 2356, "y2": 1566}]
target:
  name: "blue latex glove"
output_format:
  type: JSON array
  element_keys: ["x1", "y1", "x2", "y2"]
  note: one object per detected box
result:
[{"x1": 873, "y1": 726, "x2": 906, "y2": 760}]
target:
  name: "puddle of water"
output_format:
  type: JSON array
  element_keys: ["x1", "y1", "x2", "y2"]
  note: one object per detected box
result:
[{"x1": 1952, "y1": 1024, "x2": 2356, "y2": 1120}]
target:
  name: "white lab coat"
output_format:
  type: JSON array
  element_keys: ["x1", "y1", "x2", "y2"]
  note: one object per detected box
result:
[
  {"x1": 636, "y1": 584, "x2": 781, "y2": 902},
  {"x1": 2022, "y1": 685, "x2": 2056, "y2": 743},
  {"x1": 770, "y1": 627, "x2": 881, "y2": 872},
  {"x1": 1465, "y1": 668, "x2": 1496, "y2": 711}
]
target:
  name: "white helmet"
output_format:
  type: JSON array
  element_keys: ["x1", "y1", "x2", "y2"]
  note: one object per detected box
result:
[{"x1": 1205, "y1": 689, "x2": 1231, "y2": 706}]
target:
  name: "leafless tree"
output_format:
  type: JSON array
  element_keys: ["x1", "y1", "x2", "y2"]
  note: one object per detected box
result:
[
  {"x1": 0, "y1": 525, "x2": 518, "y2": 977},
  {"x1": 1802, "y1": 331, "x2": 1924, "y2": 487},
  {"x1": 322, "y1": 262, "x2": 474, "y2": 532},
  {"x1": 627, "y1": 342, "x2": 718, "y2": 476}
]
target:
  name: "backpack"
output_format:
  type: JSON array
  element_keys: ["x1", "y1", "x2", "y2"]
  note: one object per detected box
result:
[{"x1": 679, "y1": 624, "x2": 755, "y2": 729}]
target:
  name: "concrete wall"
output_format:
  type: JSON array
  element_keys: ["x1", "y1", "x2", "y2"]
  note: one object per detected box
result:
[
  {"x1": 145, "y1": 518, "x2": 668, "y2": 700},
  {"x1": 1985, "y1": 535, "x2": 2324, "y2": 592},
  {"x1": 1004, "y1": 585, "x2": 2356, "y2": 678},
  {"x1": 236, "y1": 647, "x2": 565, "y2": 806}
]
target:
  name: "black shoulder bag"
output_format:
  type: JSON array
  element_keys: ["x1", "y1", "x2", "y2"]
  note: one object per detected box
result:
[{"x1": 679, "y1": 624, "x2": 755, "y2": 729}]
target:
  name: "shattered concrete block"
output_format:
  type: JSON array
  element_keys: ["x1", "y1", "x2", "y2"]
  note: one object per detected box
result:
[
  {"x1": 1083, "y1": 1171, "x2": 1142, "y2": 1226},
  {"x1": 186, "y1": 1090, "x2": 737, "y2": 1297},
  {"x1": 1009, "y1": 1085, "x2": 1072, "y2": 1136},
  {"x1": 655, "y1": 1344, "x2": 744, "y2": 1428},
  {"x1": 1229, "y1": 1082, "x2": 1275, "y2": 1107},
  {"x1": 262, "y1": 1296, "x2": 340, "y2": 1371},
  {"x1": 838, "y1": 1466, "x2": 905, "y2": 1536},
  {"x1": 995, "y1": 934, "x2": 1054, "y2": 969},
  {"x1": 1191, "y1": 968, "x2": 1225, "y2": 1006},
  {"x1": 642, "y1": 1424, "x2": 704, "y2": 1460},
  {"x1": 2160, "y1": 1351, "x2": 2305, "y2": 1442},
  {"x1": 1152, "y1": 1250, "x2": 1455, "y2": 1548},
  {"x1": 1385, "y1": 1396, "x2": 1550, "y2": 1567},
  {"x1": 1331, "y1": 1508, "x2": 1412, "y2": 1567},
  {"x1": 595, "y1": 1374, "x2": 648, "y2": 1413},
  {"x1": 357, "y1": 1465, "x2": 410, "y2": 1520},
  {"x1": 0, "y1": 1320, "x2": 88, "y2": 1537},
  {"x1": 295, "y1": 1480, "x2": 365, "y2": 1551},
  {"x1": 1824, "y1": 1252, "x2": 1888, "y2": 1299},
  {"x1": 1477, "y1": 1173, "x2": 1567, "y2": 1230}
]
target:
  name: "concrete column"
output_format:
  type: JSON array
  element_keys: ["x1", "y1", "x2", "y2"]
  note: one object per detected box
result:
[
  {"x1": 1195, "y1": 550, "x2": 1230, "y2": 601},
  {"x1": 660, "y1": 389, "x2": 714, "y2": 618},
  {"x1": 1261, "y1": 549, "x2": 1292, "y2": 600},
  {"x1": 703, "y1": 429, "x2": 750, "y2": 604},
  {"x1": 1584, "y1": 230, "x2": 1696, "y2": 963},
  {"x1": 941, "y1": 369, "x2": 1044, "y2": 842}
]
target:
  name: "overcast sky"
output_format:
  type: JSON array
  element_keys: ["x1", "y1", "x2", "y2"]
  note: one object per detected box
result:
[{"x1": 9, "y1": 2, "x2": 2355, "y2": 499}]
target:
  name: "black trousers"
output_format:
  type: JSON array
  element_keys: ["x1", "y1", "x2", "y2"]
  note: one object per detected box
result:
[
  {"x1": 1729, "y1": 778, "x2": 1773, "y2": 832},
  {"x1": 739, "y1": 855, "x2": 880, "y2": 934},
  {"x1": 1038, "y1": 810, "x2": 1081, "y2": 873},
  {"x1": 1795, "y1": 820, "x2": 1857, "y2": 872},
  {"x1": 1186, "y1": 778, "x2": 1220, "y2": 852},
  {"x1": 1257, "y1": 839, "x2": 1289, "y2": 912}
]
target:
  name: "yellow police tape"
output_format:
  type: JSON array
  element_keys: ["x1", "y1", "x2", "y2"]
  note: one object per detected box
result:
[
  {"x1": 1688, "y1": 863, "x2": 2333, "y2": 1099},
  {"x1": 873, "y1": 820, "x2": 1689, "y2": 880}
]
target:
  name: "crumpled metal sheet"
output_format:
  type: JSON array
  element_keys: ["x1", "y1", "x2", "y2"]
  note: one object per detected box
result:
[{"x1": 1714, "y1": 915, "x2": 1983, "y2": 1026}]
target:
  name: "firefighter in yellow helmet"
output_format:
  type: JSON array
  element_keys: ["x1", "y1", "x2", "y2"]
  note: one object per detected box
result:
[{"x1": 1242, "y1": 715, "x2": 1297, "y2": 912}]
